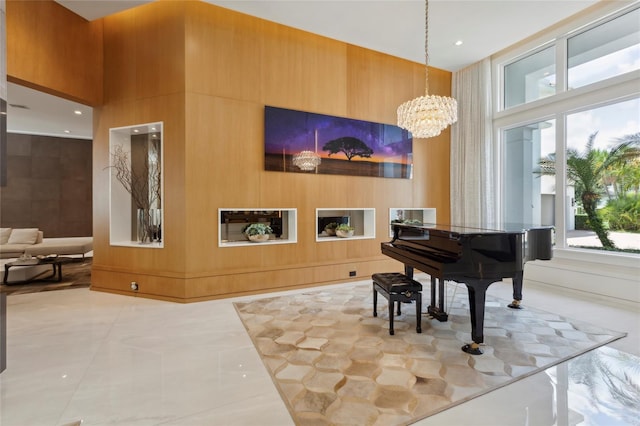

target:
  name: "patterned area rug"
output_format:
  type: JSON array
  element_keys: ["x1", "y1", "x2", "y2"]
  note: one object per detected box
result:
[
  {"x1": 234, "y1": 282, "x2": 626, "y2": 425},
  {"x1": 1, "y1": 258, "x2": 92, "y2": 295}
]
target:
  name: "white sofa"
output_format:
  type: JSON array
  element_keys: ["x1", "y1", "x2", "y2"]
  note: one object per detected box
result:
[{"x1": 0, "y1": 228, "x2": 93, "y2": 260}]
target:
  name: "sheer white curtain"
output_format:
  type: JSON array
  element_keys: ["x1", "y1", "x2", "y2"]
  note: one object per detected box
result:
[{"x1": 450, "y1": 58, "x2": 495, "y2": 227}]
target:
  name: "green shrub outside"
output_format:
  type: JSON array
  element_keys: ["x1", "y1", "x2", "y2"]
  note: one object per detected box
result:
[
  {"x1": 575, "y1": 196, "x2": 640, "y2": 232},
  {"x1": 600, "y1": 196, "x2": 640, "y2": 232}
]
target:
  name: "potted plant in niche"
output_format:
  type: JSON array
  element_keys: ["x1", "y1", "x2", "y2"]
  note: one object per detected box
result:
[
  {"x1": 335, "y1": 223, "x2": 355, "y2": 238},
  {"x1": 324, "y1": 222, "x2": 338, "y2": 236},
  {"x1": 243, "y1": 223, "x2": 273, "y2": 243}
]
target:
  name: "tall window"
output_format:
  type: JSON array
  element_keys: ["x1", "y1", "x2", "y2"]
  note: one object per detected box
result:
[
  {"x1": 498, "y1": 3, "x2": 640, "y2": 255},
  {"x1": 566, "y1": 99, "x2": 640, "y2": 251}
]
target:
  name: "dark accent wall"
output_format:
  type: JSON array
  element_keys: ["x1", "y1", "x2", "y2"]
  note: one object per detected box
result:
[{"x1": 0, "y1": 133, "x2": 92, "y2": 237}]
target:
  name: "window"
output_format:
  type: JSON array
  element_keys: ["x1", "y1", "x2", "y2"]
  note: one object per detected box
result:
[
  {"x1": 566, "y1": 99, "x2": 640, "y2": 251},
  {"x1": 497, "y1": 4, "x2": 640, "y2": 255},
  {"x1": 504, "y1": 46, "x2": 555, "y2": 109},
  {"x1": 568, "y1": 8, "x2": 640, "y2": 90}
]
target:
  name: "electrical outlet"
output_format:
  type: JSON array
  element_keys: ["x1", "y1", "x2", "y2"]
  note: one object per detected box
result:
[
  {"x1": 349, "y1": 271, "x2": 356, "y2": 277},
  {"x1": 130, "y1": 282, "x2": 138, "y2": 291}
]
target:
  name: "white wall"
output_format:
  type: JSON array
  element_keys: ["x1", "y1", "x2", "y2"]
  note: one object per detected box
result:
[{"x1": 525, "y1": 249, "x2": 640, "y2": 306}]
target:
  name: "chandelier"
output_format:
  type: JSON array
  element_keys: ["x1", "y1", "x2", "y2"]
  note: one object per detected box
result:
[
  {"x1": 397, "y1": 0, "x2": 457, "y2": 138},
  {"x1": 292, "y1": 150, "x2": 321, "y2": 171}
]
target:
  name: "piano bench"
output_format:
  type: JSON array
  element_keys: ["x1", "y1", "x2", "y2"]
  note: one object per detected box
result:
[{"x1": 372, "y1": 272, "x2": 422, "y2": 335}]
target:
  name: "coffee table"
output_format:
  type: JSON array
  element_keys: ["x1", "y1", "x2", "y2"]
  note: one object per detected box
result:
[{"x1": 3, "y1": 257, "x2": 75, "y2": 284}]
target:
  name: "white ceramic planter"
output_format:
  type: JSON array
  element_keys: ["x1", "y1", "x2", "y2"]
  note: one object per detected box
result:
[
  {"x1": 335, "y1": 230, "x2": 354, "y2": 238},
  {"x1": 248, "y1": 234, "x2": 270, "y2": 243}
]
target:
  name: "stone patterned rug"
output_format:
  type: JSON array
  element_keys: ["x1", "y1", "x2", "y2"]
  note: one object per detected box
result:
[
  {"x1": 1, "y1": 258, "x2": 91, "y2": 295},
  {"x1": 234, "y1": 282, "x2": 626, "y2": 425}
]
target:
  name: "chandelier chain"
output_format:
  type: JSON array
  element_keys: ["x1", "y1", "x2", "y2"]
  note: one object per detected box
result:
[
  {"x1": 424, "y1": 0, "x2": 430, "y2": 95},
  {"x1": 395, "y1": 0, "x2": 457, "y2": 139}
]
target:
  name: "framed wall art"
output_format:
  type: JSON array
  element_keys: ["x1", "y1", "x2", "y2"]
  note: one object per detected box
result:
[{"x1": 264, "y1": 106, "x2": 413, "y2": 178}]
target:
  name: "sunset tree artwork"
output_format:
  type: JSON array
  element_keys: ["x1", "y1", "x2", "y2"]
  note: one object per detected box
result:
[
  {"x1": 264, "y1": 106, "x2": 413, "y2": 178},
  {"x1": 323, "y1": 137, "x2": 374, "y2": 161}
]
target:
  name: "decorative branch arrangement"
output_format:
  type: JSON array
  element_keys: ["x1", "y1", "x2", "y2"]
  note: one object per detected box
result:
[
  {"x1": 110, "y1": 144, "x2": 161, "y2": 211},
  {"x1": 110, "y1": 142, "x2": 162, "y2": 243}
]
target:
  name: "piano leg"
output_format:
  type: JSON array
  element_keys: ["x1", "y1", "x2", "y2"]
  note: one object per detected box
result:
[
  {"x1": 388, "y1": 299, "x2": 395, "y2": 336},
  {"x1": 508, "y1": 270, "x2": 524, "y2": 309},
  {"x1": 461, "y1": 279, "x2": 494, "y2": 355},
  {"x1": 427, "y1": 277, "x2": 448, "y2": 322},
  {"x1": 431, "y1": 276, "x2": 436, "y2": 312}
]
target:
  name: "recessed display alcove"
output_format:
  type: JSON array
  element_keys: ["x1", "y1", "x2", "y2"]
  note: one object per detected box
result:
[
  {"x1": 109, "y1": 122, "x2": 164, "y2": 248},
  {"x1": 316, "y1": 208, "x2": 375, "y2": 241},
  {"x1": 218, "y1": 209, "x2": 297, "y2": 247}
]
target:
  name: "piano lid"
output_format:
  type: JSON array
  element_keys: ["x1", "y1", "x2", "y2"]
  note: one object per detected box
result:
[{"x1": 393, "y1": 222, "x2": 553, "y2": 235}]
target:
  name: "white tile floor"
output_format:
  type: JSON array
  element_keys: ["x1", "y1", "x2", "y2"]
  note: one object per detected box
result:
[{"x1": 1, "y1": 276, "x2": 638, "y2": 426}]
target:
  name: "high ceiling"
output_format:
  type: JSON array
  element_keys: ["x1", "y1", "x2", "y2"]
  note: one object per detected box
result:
[
  {"x1": 9, "y1": 0, "x2": 603, "y2": 139},
  {"x1": 57, "y1": 0, "x2": 601, "y2": 71}
]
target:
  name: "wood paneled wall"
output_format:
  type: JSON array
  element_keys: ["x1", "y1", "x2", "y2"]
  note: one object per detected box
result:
[
  {"x1": 6, "y1": 0, "x2": 102, "y2": 105},
  {"x1": 8, "y1": 0, "x2": 452, "y2": 302}
]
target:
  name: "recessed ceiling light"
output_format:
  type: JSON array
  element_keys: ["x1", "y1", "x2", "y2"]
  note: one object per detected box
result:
[
  {"x1": 64, "y1": 130, "x2": 71, "y2": 133},
  {"x1": 455, "y1": 40, "x2": 463, "y2": 46},
  {"x1": 133, "y1": 129, "x2": 139, "y2": 133},
  {"x1": 74, "y1": 110, "x2": 82, "y2": 115},
  {"x1": 151, "y1": 127, "x2": 156, "y2": 131}
]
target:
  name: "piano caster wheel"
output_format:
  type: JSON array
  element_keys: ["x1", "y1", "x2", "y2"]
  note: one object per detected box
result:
[
  {"x1": 462, "y1": 343, "x2": 483, "y2": 355},
  {"x1": 508, "y1": 300, "x2": 523, "y2": 309}
]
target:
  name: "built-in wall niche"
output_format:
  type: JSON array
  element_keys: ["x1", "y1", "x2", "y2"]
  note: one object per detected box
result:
[
  {"x1": 316, "y1": 208, "x2": 375, "y2": 241},
  {"x1": 389, "y1": 208, "x2": 437, "y2": 236},
  {"x1": 109, "y1": 122, "x2": 163, "y2": 248},
  {"x1": 218, "y1": 209, "x2": 297, "y2": 247}
]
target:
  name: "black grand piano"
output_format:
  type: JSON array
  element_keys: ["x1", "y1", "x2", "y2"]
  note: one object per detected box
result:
[{"x1": 381, "y1": 223, "x2": 553, "y2": 355}]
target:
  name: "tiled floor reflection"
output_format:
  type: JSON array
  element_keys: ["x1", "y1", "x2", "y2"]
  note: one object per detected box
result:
[
  {"x1": 424, "y1": 346, "x2": 640, "y2": 426},
  {"x1": 555, "y1": 346, "x2": 639, "y2": 426},
  {"x1": 1, "y1": 276, "x2": 638, "y2": 426}
]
